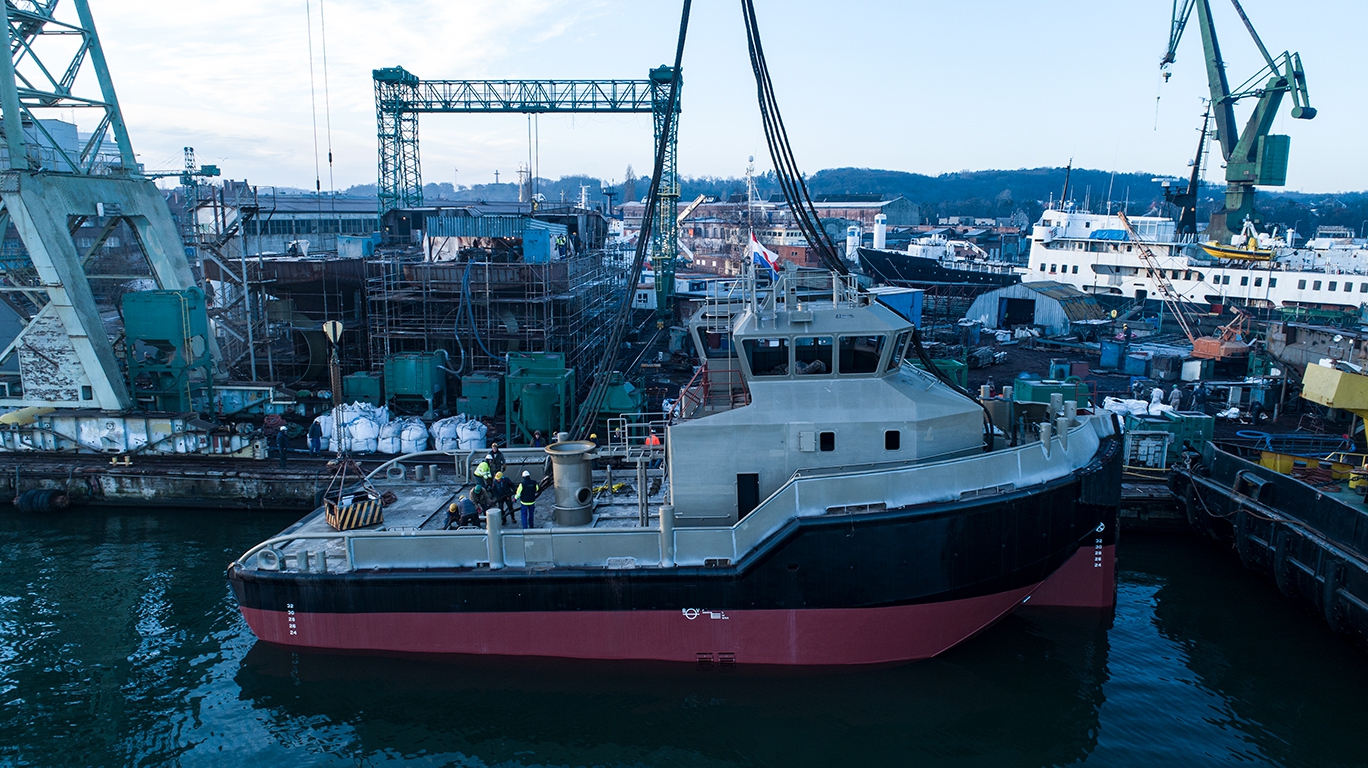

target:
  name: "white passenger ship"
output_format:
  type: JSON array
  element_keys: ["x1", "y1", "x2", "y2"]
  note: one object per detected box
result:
[{"x1": 1025, "y1": 207, "x2": 1368, "y2": 309}]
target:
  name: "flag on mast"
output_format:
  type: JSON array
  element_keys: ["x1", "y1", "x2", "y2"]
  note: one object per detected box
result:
[{"x1": 749, "y1": 232, "x2": 779, "y2": 278}]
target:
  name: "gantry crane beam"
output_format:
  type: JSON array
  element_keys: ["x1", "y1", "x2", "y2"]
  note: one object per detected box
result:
[{"x1": 373, "y1": 65, "x2": 682, "y2": 323}]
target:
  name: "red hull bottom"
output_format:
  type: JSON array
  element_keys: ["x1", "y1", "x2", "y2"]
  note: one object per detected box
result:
[{"x1": 240, "y1": 545, "x2": 1115, "y2": 665}]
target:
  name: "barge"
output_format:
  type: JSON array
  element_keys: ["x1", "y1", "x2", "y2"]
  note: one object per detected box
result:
[{"x1": 229, "y1": 270, "x2": 1122, "y2": 665}]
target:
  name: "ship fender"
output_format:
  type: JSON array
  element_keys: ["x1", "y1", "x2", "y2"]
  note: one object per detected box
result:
[{"x1": 14, "y1": 488, "x2": 70, "y2": 513}]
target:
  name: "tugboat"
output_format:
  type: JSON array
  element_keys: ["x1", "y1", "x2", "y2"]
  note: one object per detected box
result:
[{"x1": 229, "y1": 268, "x2": 1122, "y2": 665}]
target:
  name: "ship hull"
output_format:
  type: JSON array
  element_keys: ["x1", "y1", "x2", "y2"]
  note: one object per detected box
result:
[
  {"x1": 857, "y1": 247, "x2": 1021, "y2": 288},
  {"x1": 236, "y1": 545, "x2": 1113, "y2": 666},
  {"x1": 229, "y1": 439, "x2": 1121, "y2": 665}
]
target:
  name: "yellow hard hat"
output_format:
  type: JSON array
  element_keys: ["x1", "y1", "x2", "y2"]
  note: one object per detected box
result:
[
  {"x1": 495, "y1": 471, "x2": 504, "y2": 480},
  {"x1": 449, "y1": 502, "x2": 459, "y2": 512}
]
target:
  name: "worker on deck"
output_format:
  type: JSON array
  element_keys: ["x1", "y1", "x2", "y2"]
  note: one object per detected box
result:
[
  {"x1": 488, "y1": 444, "x2": 505, "y2": 476},
  {"x1": 275, "y1": 426, "x2": 290, "y2": 469},
  {"x1": 531, "y1": 430, "x2": 545, "y2": 448},
  {"x1": 516, "y1": 470, "x2": 537, "y2": 529},
  {"x1": 1169, "y1": 385, "x2": 1184, "y2": 410},
  {"x1": 491, "y1": 471, "x2": 517, "y2": 526},
  {"x1": 446, "y1": 496, "x2": 479, "y2": 529},
  {"x1": 307, "y1": 420, "x2": 323, "y2": 456},
  {"x1": 470, "y1": 481, "x2": 493, "y2": 518},
  {"x1": 474, "y1": 454, "x2": 493, "y2": 487},
  {"x1": 644, "y1": 429, "x2": 662, "y2": 447}
]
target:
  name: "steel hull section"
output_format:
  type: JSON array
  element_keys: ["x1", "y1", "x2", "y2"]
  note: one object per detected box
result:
[
  {"x1": 856, "y1": 247, "x2": 1021, "y2": 289},
  {"x1": 235, "y1": 544, "x2": 1115, "y2": 665}
]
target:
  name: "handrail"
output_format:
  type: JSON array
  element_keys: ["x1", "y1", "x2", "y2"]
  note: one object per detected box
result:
[
  {"x1": 233, "y1": 417, "x2": 1111, "y2": 573},
  {"x1": 674, "y1": 362, "x2": 710, "y2": 419}
]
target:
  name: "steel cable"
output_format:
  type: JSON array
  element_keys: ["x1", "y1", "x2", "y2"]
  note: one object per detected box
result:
[
  {"x1": 570, "y1": 0, "x2": 692, "y2": 439},
  {"x1": 740, "y1": 0, "x2": 845, "y2": 274}
]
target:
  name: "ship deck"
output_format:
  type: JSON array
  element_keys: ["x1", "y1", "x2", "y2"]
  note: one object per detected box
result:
[{"x1": 264, "y1": 467, "x2": 672, "y2": 572}]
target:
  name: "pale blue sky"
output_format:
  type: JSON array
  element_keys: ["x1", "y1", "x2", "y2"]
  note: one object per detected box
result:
[{"x1": 89, "y1": 0, "x2": 1364, "y2": 193}]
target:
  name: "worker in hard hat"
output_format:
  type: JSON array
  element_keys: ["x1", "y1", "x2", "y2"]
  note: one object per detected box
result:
[
  {"x1": 516, "y1": 470, "x2": 537, "y2": 529},
  {"x1": 275, "y1": 426, "x2": 290, "y2": 469},
  {"x1": 491, "y1": 471, "x2": 516, "y2": 526},
  {"x1": 474, "y1": 454, "x2": 493, "y2": 487},
  {"x1": 446, "y1": 496, "x2": 479, "y2": 529}
]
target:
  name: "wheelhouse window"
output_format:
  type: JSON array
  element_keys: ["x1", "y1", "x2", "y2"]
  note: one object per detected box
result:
[
  {"x1": 792, "y1": 336, "x2": 832, "y2": 375},
  {"x1": 699, "y1": 330, "x2": 735, "y2": 359},
  {"x1": 884, "y1": 430, "x2": 901, "y2": 450},
  {"x1": 885, "y1": 330, "x2": 911, "y2": 372},
  {"x1": 819, "y1": 431, "x2": 836, "y2": 452},
  {"x1": 743, "y1": 337, "x2": 790, "y2": 376},
  {"x1": 839, "y1": 335, "x2": 886, "y2": 374}
]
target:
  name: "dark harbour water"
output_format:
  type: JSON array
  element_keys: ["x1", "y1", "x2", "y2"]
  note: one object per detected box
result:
[{"x1": 1, "y1": 510, "x2": 1367, "y2": 768}]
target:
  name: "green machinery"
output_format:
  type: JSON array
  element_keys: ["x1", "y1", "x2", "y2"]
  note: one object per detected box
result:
[
  {"x1": 343, "y1": 372, "x2": 383, "y2": 406},
  {"x1": 1125, "y1": 411, "x2": 1215, "y2": 460},
  {"x1": 122, "y1": 288, "x2": 214, "y2": 412},
  {"x1": 383, "y1": 353, "x2": 447, "y2": 415},
  {"x1": 458, "y1": 373, "x2": 500, "y2": 419},
  {"x1": 1011, "y1": 379, "x2": 1093, "y2": 408},
  {"x1": 1161, "y1": 0, "x2": 1315, "y2": 242},
  {"x1": 505, "y1": 352, "x2": 575, "y2": 444},
  {"x1": 598, "y1": 372, "x2": 645, "y2": 425}
]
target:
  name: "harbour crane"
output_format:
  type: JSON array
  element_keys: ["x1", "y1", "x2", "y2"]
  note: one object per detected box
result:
[
  {"x1": 676, "y1": 193, "x2": 706, "y2": 226},
  {"x1": 1161, "y1": 0, "x2": 1315, "y2": 243},
  {"x1": 1118, "y1": 211, "x2": 1249, "y2": 361},
  {"x1": 1117, "y1": 211, "x2": 1198, "y2": 344}
]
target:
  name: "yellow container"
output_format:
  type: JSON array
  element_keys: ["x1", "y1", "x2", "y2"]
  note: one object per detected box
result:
[
  {"x1": 1259, "y1": 451, "x2": 1295, "y2": 474},
  {"x1": 1302, "y1": 364, "x2": 1368, "y2": 419}
]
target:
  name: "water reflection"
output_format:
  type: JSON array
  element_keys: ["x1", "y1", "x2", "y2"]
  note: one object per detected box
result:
[{"x1": 0, "y1": 511, "x2": 1365, "y2": 767}]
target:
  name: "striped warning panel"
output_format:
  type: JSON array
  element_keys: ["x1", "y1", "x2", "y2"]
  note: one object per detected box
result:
[{"x1": 325, "y1": 498, "x2": 384, "y2": 531}]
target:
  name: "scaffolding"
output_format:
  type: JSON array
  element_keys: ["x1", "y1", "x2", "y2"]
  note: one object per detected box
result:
[{"x1": 366, "y1": 250, "x2": 625, "y2": 382}]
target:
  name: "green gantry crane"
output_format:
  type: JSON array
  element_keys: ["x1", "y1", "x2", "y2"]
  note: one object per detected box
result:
[
  {"x1": 373, "y1": 66, "x2": 682, "y2": 325},
  {"x1": 1162, "y1": 0, "x2": 1315, "y2": 243}
]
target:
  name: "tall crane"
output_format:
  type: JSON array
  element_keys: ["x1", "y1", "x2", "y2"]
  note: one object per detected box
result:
[
  {"x1": 1117, "y1": 211, "x2": 1197, "y2": 343},
  {"x1": 1161, "y1": 0, "x2": 1315, "y2": 243},
  {"x1": 1118, "y1": 211, "x2": 1250, "y2": 361}
]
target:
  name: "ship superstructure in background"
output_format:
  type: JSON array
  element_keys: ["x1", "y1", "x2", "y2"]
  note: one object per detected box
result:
[
  {"x1": 229, "y1": 268, "x2": 1123, "y2": 665},
  {"x1": 1025, "y1": 206, "x2": 1368, "y2": 310},
  {"x1": 856, "y1": 232, "x2": 1021, "y2": 290}
]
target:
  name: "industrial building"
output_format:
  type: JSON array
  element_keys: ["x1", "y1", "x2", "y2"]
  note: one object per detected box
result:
[{"x1": 964, "y1": 281, "x2": 1109, "y2": 337}]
